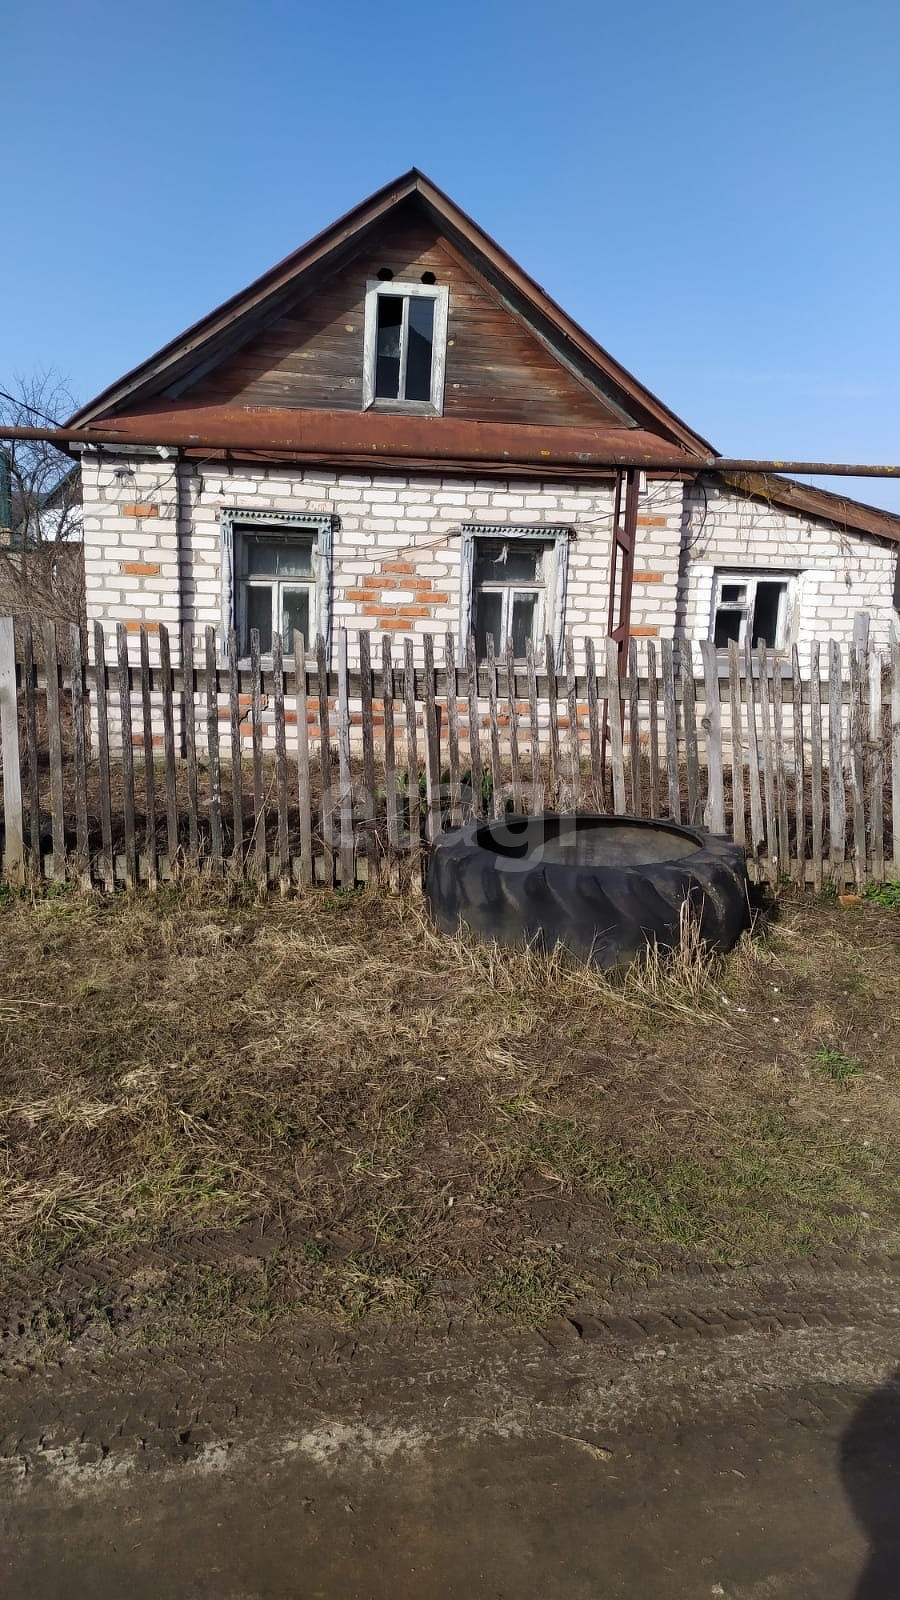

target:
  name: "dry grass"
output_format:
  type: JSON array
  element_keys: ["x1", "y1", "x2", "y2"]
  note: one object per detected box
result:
[{"x1": 0, "y1": 880, "x2": 897, "y2": 1339}]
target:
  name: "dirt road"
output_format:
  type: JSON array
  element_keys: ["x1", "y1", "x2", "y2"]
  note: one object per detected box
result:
[{"x1": 1, "y1": 1256, "x2": 898, "y2": 1598}]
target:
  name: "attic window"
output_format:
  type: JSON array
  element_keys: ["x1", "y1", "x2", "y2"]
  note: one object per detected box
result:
[{"x1": 362, "y1": 279, "x2": 449, "y2": 413}]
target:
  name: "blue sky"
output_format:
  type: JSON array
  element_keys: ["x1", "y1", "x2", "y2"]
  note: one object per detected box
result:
[{"x1": 4, "y1": 0, "x2": 899, "y2": 508}]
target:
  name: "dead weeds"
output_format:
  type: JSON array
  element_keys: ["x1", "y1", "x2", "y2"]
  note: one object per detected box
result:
[{"x1": 0, "y1": 880, "x2": 897, "y2": 1341}]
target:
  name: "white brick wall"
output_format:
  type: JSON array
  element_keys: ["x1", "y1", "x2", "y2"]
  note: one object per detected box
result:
[
  {"x1": 80, "y1": 456, "x2": 898, "y2": 667},
  {"x1": 680, "y1": 479, "x2": 897, "y2": 653}
]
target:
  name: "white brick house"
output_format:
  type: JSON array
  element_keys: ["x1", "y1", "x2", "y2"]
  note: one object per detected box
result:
[{"x1": 68, "y1": 172, "x2": 899, "y2": 667}]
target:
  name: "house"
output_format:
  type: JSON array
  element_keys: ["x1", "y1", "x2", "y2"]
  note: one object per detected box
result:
[{"x1": 67, "y1": 171, "x2": 900, "y2": 669}]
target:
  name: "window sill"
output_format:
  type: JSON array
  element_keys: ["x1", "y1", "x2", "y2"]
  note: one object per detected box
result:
[{"x1": 364, "y1": 398, "x2": 442, "y2": 417}]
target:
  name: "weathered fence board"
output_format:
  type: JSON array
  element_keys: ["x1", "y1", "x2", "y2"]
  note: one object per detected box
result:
[{"x1": 0, "y1": 617, "x2": 895, "y2": 893}]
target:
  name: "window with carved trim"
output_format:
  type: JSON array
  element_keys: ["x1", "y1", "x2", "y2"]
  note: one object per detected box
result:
[
  {"x1": 220, "y1": 510, "x2": 333, "y2": 657},
  {"x1": 459, "y1": 524, "x2": 572, "y2": 667}
]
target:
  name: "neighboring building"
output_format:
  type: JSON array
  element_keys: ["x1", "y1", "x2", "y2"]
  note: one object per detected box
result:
[{"x1": 66, "y1": 171, "x2": 900, "y2": 666}]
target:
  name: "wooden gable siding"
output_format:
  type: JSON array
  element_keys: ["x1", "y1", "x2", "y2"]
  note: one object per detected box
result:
[{"x1": 182, "y1": 209, "x2": 628, "y2": 429}]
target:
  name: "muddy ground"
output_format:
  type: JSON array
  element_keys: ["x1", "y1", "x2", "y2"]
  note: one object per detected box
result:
[{"x1": 1, "y1": 1251, "x2": 899, "y2": 1597}]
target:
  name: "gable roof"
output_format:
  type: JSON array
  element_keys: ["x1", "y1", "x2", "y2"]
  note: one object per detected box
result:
[
  {"x1": 717, "y1": 470, "x2": 900, "y2": 546},
  {"x1": 68, "y1": 169, "x2": 713, "y2": 458}
]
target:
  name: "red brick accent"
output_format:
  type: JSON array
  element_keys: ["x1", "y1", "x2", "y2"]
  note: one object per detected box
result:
[
  {"x1": 121, "y1": 502, "x2": 159, "y2": 519},
  {"x1": 634, "y1": 571, "x2": 665, "y2": 583},
  {"x1": 124, "y1": 620, "x2": 160, "y2": 633},
  {"x1": 630, "y1": 625, "x2": 659, "y2": 637},
  {"x1": 122, "y1": 561, "x2": 161, "y2": 576},
  {"x1": 636, "y1": 514, "x2": 668, "y2": 527},
  {"x1": 348, "y1": 560, "x2": 448, "y2": 632}
]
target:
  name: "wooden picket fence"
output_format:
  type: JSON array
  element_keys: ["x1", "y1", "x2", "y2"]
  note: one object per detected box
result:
[{"x1": 0, "y1": 615, "x2": 897, "y2": 892}]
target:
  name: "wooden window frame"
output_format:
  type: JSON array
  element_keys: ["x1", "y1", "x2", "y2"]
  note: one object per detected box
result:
[
  {"x1": 220, "y1": 509, "x2": 334, "y2": 660},
  {"x1": 362, "y1": 279, "x2": 450, "y2": 414},
  {"x1": 459, "y1": 524, "x2": 572, "y2": 670},
  {"x1": 710, "y1": 569, "x2": 796, "y2": 652}
]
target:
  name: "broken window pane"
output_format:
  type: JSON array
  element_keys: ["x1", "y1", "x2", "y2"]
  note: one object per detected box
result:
[
  {"x1": 714, "y1": 608, "x2": 742, "y2": 648},
  {"x1": 405, "y1": 296, "x2": 435, "y2": 401},
  {"x1": 752, "y1": 582, "x2": 784, "y2": 647},
  {"x1": 375, "y1": 295, "x2": 403, "y2": 398}
]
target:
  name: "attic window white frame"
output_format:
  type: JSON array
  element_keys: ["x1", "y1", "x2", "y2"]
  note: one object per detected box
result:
[
  {"x1": 362, "y1": 279, "x2": 450, "y2": 413},
  {"x1": 220, "y1": 509, "x2": 334, "y2": 658},
  {"x1": 459, "y1": 524, "x2": 572, "y2": 671}
]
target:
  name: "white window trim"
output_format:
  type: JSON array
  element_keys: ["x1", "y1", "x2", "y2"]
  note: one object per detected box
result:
[
  {"x1": 362, "y1": 279, "x2": 450, "y2": 413},
  {"x1": 710, "y1": 569, "x2": 797, "y2": 652},
  {"x1": 459, "y1": 524, "x2": 572, "y2": 670},
  {"x1": 220, "y1": 509, "x2": 334, "y2": 659}
]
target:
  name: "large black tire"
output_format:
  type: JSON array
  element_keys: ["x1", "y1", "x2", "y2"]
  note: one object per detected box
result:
[{"x1": 425, "y1": 813, "x2": 750, "y2": 969}]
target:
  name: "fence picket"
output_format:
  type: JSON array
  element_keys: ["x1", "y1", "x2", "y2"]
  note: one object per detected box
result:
[
  {"x1": 294, "y1": 633, "x2": 314, "y2": 887},
  {"x1": 337, "y1": 629, "x2": 355, "y2": 887},
  {"x1": 727, "y1": 638, "x2": 745, "y2": 849},
  {"x1": 809, "y1": 641, "x2": 824, "y2": 892},
  {"x1": 757, "y1": 643, "x2": 778, "y2": 881},
  {"x1": 584, "y1": 637, "x2": 602, "y2": 812},
  {"x1": 506, "y1": 636, "x2": 524, "y2": 813},
  {"x1": 250, "y1": 629, "x2": 266, "y2": 884},
  {"x1": 115, "y1": 623, "x2": 138, "y2": 887},
  {"x1": 699, "y1": 638, "x2": 725, "y2": 835},
  {"x1": 423, "y1": 632, "x2": 443, "y2": 841},
  {"x1": 791, "y1": 645, "x2": 805, "y2": 884},
  {"x1": 316, "y1": 634, "x2": 334, "y2": 886},
  {"x1": 93, "y1": 623, "x2": 115, "y2": 890},
  {"x1": 444, "y1": 633, "x2": 462, "y2": 826},
  {"x1": 545, "y1": 633, "x2": 561, "y2": 805},
  {"x1": 661, "y1": 639, "x2": 681, "y2": 823},
  {"x1": 868, "y1": 646, "x2": 884, "y2": 885},
  {"x1": 272, "y1": 631, "x2": 290, "y2": 888},
  {"x1": 382, "y1": 635, "x2": 400, "y2": 868},
  {"x1": 566, "y1": 633, "x2": 580, "y2": 810},
  {"x1": 205, "y1": 626, "x2": 224, "y2": 876},
  {"x1": 646, "y1": 639, "x2": 659, "y2": 820},
  {"x1": 227, "y1": 628, "x2": 244, "y2": 869},
  {"x1": 829, "y1": 640, "x2": 846, "y2": 883},
  {"x1": 891, "y1": 642, "x2": 900, "y2": 880},
  {"x1": 627, "y1": 637, "x2": 641, "y2": 816},
  {"x1": 848, "y1": 644, "x2": 866, "y2": 890},
  {"x1": 605, "y1": 637, "x2": 626, "y2": 813},
  {"x1": 772, "y1": 659, "x2": 790, "y2": 873},
  {"x1": 403, "y1": 637, "x2": 421, "y2": 882},
  {"x1": 465, "y1": 634, "x2": 483, "y2": 818},
  {"x1": 485, "y1": 634, "x2": 503, "y2": 819},
  {"x1": 743, "y1": 635, "x2": 764, "y2": 865},
  {"x1": 44, "y1": 621, "x2": 67, "y2": 880},
  {"x1": 0, "y1": 617, "x2": 24, "y2": 885},
  {"x1": 159, "y1": 624, "x2": 179, "y2": 870},
  {"x1": 359, "y1": 629, "x2": 378, "y2": 869},
  {"x1": 22, "y1": 621, "x2": 41, "y2": 869},
  {"x1": 140, "y1": 627, "x2": 158, "y2": 887},
  {"x1": 69, "y1": 625, "x2": 90, "y2": 886},
  {"x1": 681, "y1": 642, "x2": 701, "y2": 828},
  {"x1": 181, "y1": 624, "x2": 200, "y2": 865}
]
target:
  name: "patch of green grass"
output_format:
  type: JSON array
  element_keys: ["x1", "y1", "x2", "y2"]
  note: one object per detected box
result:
[
  {"x1": 864, "y1": 881, "x2": 900, "y2": 911},
  {"x1": 477, "y1": 1252, "x2": 573, "y2": 1324},
  {"x1": 814, "y1": 1048, "x2": 863, "y2": 1085}
]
